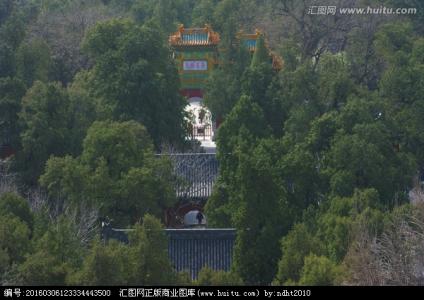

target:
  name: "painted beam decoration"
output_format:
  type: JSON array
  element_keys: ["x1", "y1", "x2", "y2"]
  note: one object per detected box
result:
[
  {"x1": 169, "y1": 25, "x2": 219, "y2": 90},
  {"x1": 183, "y1": 60, "x2": 208, "y2": 71}
]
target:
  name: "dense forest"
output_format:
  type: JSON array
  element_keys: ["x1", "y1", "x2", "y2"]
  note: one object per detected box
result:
[{"x1": 1, "y1": 0, "x2": 424, "y2": 285}]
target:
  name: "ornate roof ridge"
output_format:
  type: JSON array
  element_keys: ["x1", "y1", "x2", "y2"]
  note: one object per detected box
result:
[{"x1": 169, "y1": 24, "x2": 220, "y2": 47}]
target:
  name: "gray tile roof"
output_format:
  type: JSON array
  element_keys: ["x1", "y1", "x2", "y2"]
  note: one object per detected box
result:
[
  {"x1": 158, "y1": 153, "x2": 219, "y2": 200},
  {"x1": 101, "y1": 224, "x2": 236, "y2": 280},
  {"x1": 165, "y1": 228, "x2": 236, "y2": 280}
]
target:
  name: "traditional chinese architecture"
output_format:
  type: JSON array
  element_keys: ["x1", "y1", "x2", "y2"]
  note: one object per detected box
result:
[
  {"x1": 169, "y1": 25, "x2": 220, "y2": 147},
  {"x1": 160, "y1": 153, "x2": 219, "y2": 228},
  {"x1": 99, "y1": 26, "x2": 285, "y2": 280},
  {"x1": 166, "y1": 228, "x2": 236, "y2": 279},
  {"x1": 169, "y1": 24, "x2": 220, "y2": 92},
  {"x1": 238, "y1": 29, "x2": 283, "y2": 70},
  {"x1": 169, "y1": 25, "x2": 282, "y2": 150},
  {"x1": 101, "y1": 220, "x2": 236, "y2": 280},
  {"x1": 98, "y1": 25, "x2": 285, "y2": 281},
  {"x1": 166, "y1": 25, "x2": 283, "y2": 227}
]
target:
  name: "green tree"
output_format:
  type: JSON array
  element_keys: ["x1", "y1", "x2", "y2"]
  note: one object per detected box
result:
[
  {"x1": 191, "y1": 0, "x2": 216, "y2": 27},
  {"x1": 279, "y1": 62, "x2": 320, "y2": 142},
  {"x1": 203, "y1": 0, "x2": 252, "y2": 121},
  {"x1": 82, "y1": 19, "x2": 186, "y2": 147},
  {"x1": 0, "y1": 77, "x2": 26, "y2": 148},
  {"x1": 231, "y1": 138, "x2": 290, "y2": 285},
  {"x1": 18, "y1": 80, "x2": 96, "y2": 185},
  {"x1": 66, "y1": 71, "x2": 98, "y2": 155},
  {"x1": 71, "y1": 214, "x2": 178, "y2": 285},
  {"x1": 70, "y1": 239, "x2": 129, "y2": 285},
  {"x1": 16, "y1": 40, "x2": 52, "y2": 87},
  {"x1": 274, "y1": 223, "x2": 322, "y2": 285},
  {"x1": 275, "y1": 189, "x2": 386, "y2": 285},
  {"x1": 196, "y1": 267, "x2": 243, "y2": 286},
  {"x1": 18, "y1": 81, "x2": 71, "y2": 184},
  {"x1": 0, "y1": 192, "x2": 33, "y2": 231},
  {"x1": 40, "y1": 121, "x2": 176, "y2": 227},
  {"x1": 133, "y1": 0, "x2": 196, "y2": 32},
  {"x1": 376, "y1": 22, "x2": 424, "y2": 166},
  {"x1": 316, "y1": 189, "x2": 385, "y2": 262},
  {"x1": 204, "y1": 180, "x2": 232, "y2": 228},
  {"x1": 241, "y1": 61, "x2": 283, "y2": 136},
  {"x1": 316, "y1": 53, "x2": 355, "y2": 111},
  {"x1": 324, "y1": 109, "x2": 415, "y2": 203},
  {"x1": 0, "y1": 0, "x2": 14, "y2": 25},
  {"x1": 19, "y1": 216, "x2": 84, "y2": 285},
  {"x1": 250, "y1": 34, "x2": 269, "y2": 67},
  {"x1": 0, "y1": 216, "x2": 31, "y2": 266},
  {"x1": 216, "y1": 95, "x2": 270, "y2": 173},
  {"x1": 18, "y1": 250, "x2": 69, "y2": 285},
  {"x1": 127, "y1": 214, "x2": 176, "y2": 285},
  {"x1": 298, "y1": 254, "x2": 340, "y2": 286},
  {"x1": 0, "y1": 9, "x2": 26, "y2": 78},
  {"x1": 211, "y1": 96, "x2": 271, "y2": 231}
]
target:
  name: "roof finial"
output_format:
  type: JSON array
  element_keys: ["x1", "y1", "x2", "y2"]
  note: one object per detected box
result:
[{"x1": 178, "y1": 24, "x2": 184, "y2": 33}]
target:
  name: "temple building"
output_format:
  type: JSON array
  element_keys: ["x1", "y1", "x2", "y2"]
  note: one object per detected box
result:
[
  {"x1": 169, "y1": 25, "x2": 282, "y2": 153},
  {"x1": 101, "y1": 216, "x2": 236, "y2": 280},
  {"x1": 103, "y1": 25, "x2": 284, "y2": 280},
  {"x1": 237, "y1": 29, "x2": 283, "y2": 70},
  {"x1": 169, "y1": 25, "x2": 220, "y2": 153}
]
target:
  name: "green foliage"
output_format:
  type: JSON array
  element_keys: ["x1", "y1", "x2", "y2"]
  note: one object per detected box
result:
[
  {"x1": 197, "y1": 267, "x2": 243, "y2": 286},
  {"x1": 275, "y1": 188, "x2": 386, "y2": 284},
  {"x1": 203, "y1": 68, "x2": 242, "y2": 121},
  {"x1": 316, "y1": 53, "x2": 355, "y2": 111},
  {"x1": 69, "y1": 239, "x2": 129, "y2": 286},
  {"x1": 251, "y1": 34, "x2": 269, "y2": 68},
  {"x1": 231, "y1": 138, "x2": 290, "y2": 285},
  {"x1": 0, "y1": 192, "x2": 34, "y2": 278},
  {"x1": 203, "y1": 0, "x2": 252, "y2": 121},
  {"x1": 132, "y1": 0, "x2": 196, "y2": 32},
  {"x1": 376, "y1": 24, "x2": 424, "y2": 165},
  {"x1": 0, "y1": 0, "x2": 423, "y2": 286},
  {"x1": 375, "y1": 22, "x2": 414, "y2": 65},
  {"x1": 39, "y1": 155, "x2": 90, "y2": 205},
  {"x1": 278, "y1": 39, "x2": 301, "y2": 71},
  {"x1": 40, "y1": 120, "x2": 176, "y2": 227},
  {"x1": 217, "y1": 95, "x2": 270, "y2": 166},
  {"x1": 0, "y1": 216, "x2": 30, "y2": 265},
  {"x1": 18, "y1": 250, "x2": 70, "y2": 285},
  {"x1": 0, "y1": 8, "x2": 25, "y2": 78},
  {"x1": 66, "y1": 71, "x2": 99, "y2": 154},
  {"x1": 0, "y1": 192, "x2": 33, "y2": 231},
  {"x1": 82, "y1": 19, "x2": 186, "y2": 147},
  {"x1": 298, "y1": 254, "x2": 340, "y2": 286},
  {"x1": 242, "y1": 62, "x2": 273, "y2": 105},
  {"x1": 274, "y1": 223, "x2": 322, "y2": 285},
  {"x1": 0, "y1": 77, "x2": 26, "y2": 147},
  {"x1": 191, "y1": 0, "x2": 216, "y2": 26},
  {"x1": 19, "y1": 216, "x2": 84, "y2": 285},
  {"x1": 279, "y1": 63, "x2": 320, "y2": 142},
  {"x1": 127, "y1": 214, "x2": 176, "y2": 285},
  {"x1": 0, "y1": 0, "x2": 14, "y2": 25},
  {"x1": 324, "y1": 95, "x2": 416, "y2": 203},
  {"x1": 204, "y1": 180, "x2": 232, "y2": 228},
  {"x1": 71, "y1": 214, "x2": 177, "y2": 285},
  {"x1": 18, "y1": 81, "x2": 94, "y2": 185},
  {"x1": 81, "y1": 120, "x2": 153, "y2": 176},
  {"x1": 16, "y1": 39, "x2": 52, "y2": 87},
  {"x1": 345, "y1": 27, "x2": 382, "y2": 89}
]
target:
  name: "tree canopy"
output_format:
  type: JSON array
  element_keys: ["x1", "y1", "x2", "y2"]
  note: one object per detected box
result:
[{"x1": 1, "y1": 0, "x2": 424, "y2": 286}]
